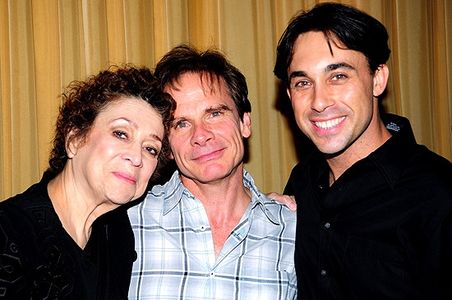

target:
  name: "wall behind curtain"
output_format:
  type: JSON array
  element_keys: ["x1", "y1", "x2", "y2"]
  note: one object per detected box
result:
[{"x1": 1, "y1": 0, "x2": 451, "y2": 199}]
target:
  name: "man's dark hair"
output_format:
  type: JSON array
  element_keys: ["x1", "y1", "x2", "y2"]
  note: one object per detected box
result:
[
  {"x1": 154, "y1": 44, "x2": 251, "y2": 119},
  {"x1": 274, "y1": 2, "x2": 391, "y2": 84}
]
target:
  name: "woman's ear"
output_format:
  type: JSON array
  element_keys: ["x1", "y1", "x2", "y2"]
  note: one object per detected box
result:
[
  {"x1": 66, "y1": 130, "x2": 81, "y2": 158},
  {"x1": 168, "y1": 150, "x2": 174, "y2": 160},
  {"x1": 372, "y1": 64, "x2": 389, "y2": 98}
]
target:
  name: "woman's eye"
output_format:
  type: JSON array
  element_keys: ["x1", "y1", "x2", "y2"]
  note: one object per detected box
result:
[
  {"x1": 113, "y1": 130, "x2": 128, "y2": 139},
  {"x1": 144, "y1": 146, "x2": 159, "y2": 157}
]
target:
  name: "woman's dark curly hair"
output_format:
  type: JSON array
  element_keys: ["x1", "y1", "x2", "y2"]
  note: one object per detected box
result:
[{"x1": 48, "y1": 65, "x2": 175, "y2": 181}]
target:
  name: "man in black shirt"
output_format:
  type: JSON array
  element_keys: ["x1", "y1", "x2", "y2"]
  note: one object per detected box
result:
[{"x1": 273, "y1": 2, "x2": 452, "y2": 299}]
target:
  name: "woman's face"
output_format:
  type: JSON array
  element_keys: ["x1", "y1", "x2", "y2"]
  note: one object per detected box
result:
[{"x1": 68, "y1": 96, "x2": 164, "y2": 206}]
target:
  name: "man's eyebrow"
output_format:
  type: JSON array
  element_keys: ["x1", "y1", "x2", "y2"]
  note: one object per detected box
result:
[
  {"x1": 170, "y1": 116, "x2": 186, "y2": 124},
  {"x1": 205, "y1": 104, "x2": 231, "y2": 113},
  {"x1": 325, "y1": 62, "x2": 355, "y2": 72},
  {"x1": 288, "y1": 62, "x2": 355, "y2": 79},
  {"x1": 289, "y1": 70, "x2": 307, "y2": 80}
]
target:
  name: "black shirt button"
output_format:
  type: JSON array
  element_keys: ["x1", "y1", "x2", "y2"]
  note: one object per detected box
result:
[
  {"x1": 320, "y1": 269, "x2": 327, "y2": 276},
  {"x1": 324, "y1": 222, "x2": 331, "y2": 229}
]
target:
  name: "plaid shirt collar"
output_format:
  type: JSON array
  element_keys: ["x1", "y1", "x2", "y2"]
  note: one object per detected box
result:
[{"x1": 161, "y1": 170, "x2": 280, "y2": 225}]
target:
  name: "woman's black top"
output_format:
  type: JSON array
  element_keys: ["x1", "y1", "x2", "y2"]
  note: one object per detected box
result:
[{"x1": 0, "y1": 172, "x2": 136, "y2": 299}]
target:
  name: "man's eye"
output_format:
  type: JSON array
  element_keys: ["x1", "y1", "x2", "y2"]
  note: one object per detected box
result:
[
  {"x1": 291, "y1": 79, "x2": 310, "y2": 89},
  {"x1": 113, "y1": 130, "x2": 128, "y2": 139},
  {"x1": 174, "y1": 120, "x2": 188, "y2": 129},
  {"x1": 210, "y1": 110, "x2": 222, "y2": 117},
  {"x1": 332, "y1": 73, "x2": 348, "y2": 80}
]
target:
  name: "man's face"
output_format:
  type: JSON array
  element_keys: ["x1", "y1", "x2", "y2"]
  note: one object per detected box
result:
[
  {"x1": 165, "y1": 72, "x2": 251, "y2": 185},
  {"x1": 286, "y1": 31, "x2": 387, "y2": 157}
]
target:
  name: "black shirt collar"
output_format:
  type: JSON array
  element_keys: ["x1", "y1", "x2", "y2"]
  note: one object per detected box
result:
[{"x1": 309, "y1": 113, "x2": 418, "y2": 190}]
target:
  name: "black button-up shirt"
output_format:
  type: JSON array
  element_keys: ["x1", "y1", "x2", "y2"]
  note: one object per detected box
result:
[{"x1": 285, "y1": 114, "x2": 452, "y2": 300}]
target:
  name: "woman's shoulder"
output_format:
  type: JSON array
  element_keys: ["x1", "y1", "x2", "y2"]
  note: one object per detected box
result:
[
  {"x1": 0, "y1": 180, "x2": 52, "y2": 249},
  {"x1": 0, "y1": 186, "x2": 45, "y2": 299},
  {"x1": 0, "y1": 176, "x2": 59, "y2": 261},
  {"x1": 1, "y1": 179, "x2": 53, "y2": 224}
]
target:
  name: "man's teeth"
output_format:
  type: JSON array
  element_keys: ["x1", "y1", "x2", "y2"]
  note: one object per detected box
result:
[{"x1": 315, "y1": 117, "x2": 345, "y2": 129}]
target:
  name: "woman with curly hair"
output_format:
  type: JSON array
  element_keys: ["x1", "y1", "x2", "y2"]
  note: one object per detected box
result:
[{"x1": 0, "y1": 65, "x2": 174, "y2": 299}]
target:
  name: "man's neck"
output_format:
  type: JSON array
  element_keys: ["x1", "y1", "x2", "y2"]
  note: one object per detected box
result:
[
  {"x1": 180, "y1": 168, "x2": 252, "y2": 256},
  {"x1": 327, "y1": 117, "x2": 392, "y2": 185}
]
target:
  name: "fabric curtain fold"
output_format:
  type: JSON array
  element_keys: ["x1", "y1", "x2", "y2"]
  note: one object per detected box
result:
[{"x1": 1, "y1": 0, "x2": 451, "y2": 198}]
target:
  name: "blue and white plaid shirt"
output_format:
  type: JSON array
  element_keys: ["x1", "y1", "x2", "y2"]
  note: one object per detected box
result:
[{"x1": 128, "y1": 170, "x2": 297, "y2": 300}]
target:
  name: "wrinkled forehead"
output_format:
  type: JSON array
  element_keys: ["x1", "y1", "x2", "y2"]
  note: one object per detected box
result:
[{"x1": 165, "y1": 71, "x2": 227, "y2": 96}]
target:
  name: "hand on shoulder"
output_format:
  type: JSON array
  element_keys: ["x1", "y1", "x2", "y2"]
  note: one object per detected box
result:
[{"x1": 267, "y1": 192, "x2": 297, "y2": 211}]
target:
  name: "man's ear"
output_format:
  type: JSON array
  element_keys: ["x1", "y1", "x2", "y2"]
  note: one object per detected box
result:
[
  {"x1": 241, "y1": 112, "x2": 251, "y2": 138},
  {"x1": 373, "y1": 64, "x2": 389, "y2": 98}
]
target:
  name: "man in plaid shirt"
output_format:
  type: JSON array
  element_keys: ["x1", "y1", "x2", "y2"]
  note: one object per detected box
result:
[{"x1": 128, "y1": 45, "x2": 297, "y2": 300}]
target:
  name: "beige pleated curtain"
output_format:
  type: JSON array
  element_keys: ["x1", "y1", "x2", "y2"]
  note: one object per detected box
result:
[{"x1": 1, "y1": 0, "x2": 451, "y2": 199}]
